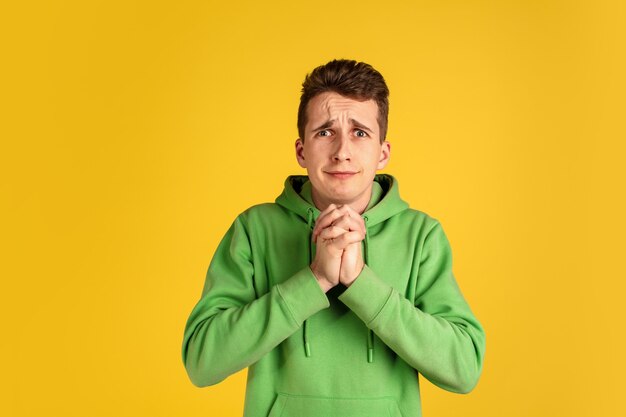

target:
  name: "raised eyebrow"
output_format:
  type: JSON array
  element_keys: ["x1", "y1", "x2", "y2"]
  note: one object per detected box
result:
[
  {"x1": 350, "y1": 119, "x2": 374, "y2": 133},
  {"x1": 311, "y1": 119, "x2": 335, "y2": 132}
]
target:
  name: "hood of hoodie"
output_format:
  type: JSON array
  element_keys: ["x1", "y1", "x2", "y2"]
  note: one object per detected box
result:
[
  {"x1": 275, "y1": 173, "x2": 409, "y2": 226},
  {"x1": 275, "y1": 173, "x2": 410, "y2": 363}
]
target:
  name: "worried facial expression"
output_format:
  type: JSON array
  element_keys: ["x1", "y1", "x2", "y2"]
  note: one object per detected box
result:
[{"x1": 295, "y1": 91, "x2": 391, "y2": 212}]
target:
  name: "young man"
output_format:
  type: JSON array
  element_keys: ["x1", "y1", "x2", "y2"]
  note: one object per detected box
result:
[{"x1": 182, "y1": 59, "x2": 486, "y2": 417}]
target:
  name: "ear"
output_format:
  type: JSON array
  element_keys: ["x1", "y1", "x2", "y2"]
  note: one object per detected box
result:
[
  {"x1": 295, "y1": 138, "x2": 307, "y2": 168},
  {"x1": 377, "y1": 140, "x2": 391, "y2": 170}
]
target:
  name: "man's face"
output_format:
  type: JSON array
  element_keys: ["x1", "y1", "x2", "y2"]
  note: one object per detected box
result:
[{"x1": 295, "y1": 91, "x2": 390, "y2": 210}]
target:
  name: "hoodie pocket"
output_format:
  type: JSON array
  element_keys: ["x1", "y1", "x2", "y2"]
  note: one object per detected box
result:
[{"x1": 267, "y1": 393, "x2": 403, "y2": 417}]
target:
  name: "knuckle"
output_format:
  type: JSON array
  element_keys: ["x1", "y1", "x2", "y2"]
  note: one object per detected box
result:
[{"x1": 332, "y1": 226, "x2": 342, "y2": 234}]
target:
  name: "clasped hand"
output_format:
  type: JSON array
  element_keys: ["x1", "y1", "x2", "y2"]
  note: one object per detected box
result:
[{"x1": 310, "y1": 203, "x2": 366, "y2": 292}]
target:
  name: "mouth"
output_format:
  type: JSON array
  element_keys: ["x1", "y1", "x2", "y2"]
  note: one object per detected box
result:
[{"x1": 325, "y1": 171, "x2": 358, "y2": 179}]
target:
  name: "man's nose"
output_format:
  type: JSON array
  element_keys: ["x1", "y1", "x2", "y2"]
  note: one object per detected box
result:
[{"x1": 332, "y1": 132, "x2": 351, "y2": 161}]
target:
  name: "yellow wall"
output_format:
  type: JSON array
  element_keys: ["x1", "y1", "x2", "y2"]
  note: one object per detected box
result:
[{"x1": 3, "y1": 1, "x2": 624, "y2": 416}]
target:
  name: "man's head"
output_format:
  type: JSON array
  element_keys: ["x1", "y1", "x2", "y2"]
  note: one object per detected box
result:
[
  {"x1": 295, "y1": 59, "x2": 391, "y2": 212},
  {"x1": 297, "y1": 59, "x2": 389, "y2": 143}
]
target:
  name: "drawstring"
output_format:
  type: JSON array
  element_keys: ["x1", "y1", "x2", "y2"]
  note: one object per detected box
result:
[
  {"x1": 302, "y1": 209, "x2": 374, "y2": 363},
  {"x1": 363, "y1": 215, "x2": 374, "y2": 363},
  {"x1": 303, "y1": 207, "x2": 314, "y2": 358}
]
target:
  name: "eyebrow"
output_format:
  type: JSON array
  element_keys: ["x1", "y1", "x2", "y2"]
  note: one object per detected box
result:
[
  {"x1": 350, "y1": 118, "x2": 374, "y2": 133},
  {"x1": 310, "y1": 118, "x2": 374, "y2": 133},
  {"x1": 311, "y1": 120, "x2": 335, "y2": 132}
]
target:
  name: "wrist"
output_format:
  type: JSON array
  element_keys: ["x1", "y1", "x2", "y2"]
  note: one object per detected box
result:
[
  {"x1": 343, "y1": 276, "x2": 356, "y2": 287},
  {"x1": 317, "y1": 277, "x2": 335, "y2": 293},
  {"x1": 309, "y1": 265, "x2": 335, "y2": 293},
  {"x1": 342, "y1": 264, "x2": 364, "y2": 287}
]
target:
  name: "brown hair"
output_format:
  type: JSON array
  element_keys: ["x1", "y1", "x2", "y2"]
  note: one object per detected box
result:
[{"x1": 297, "y1": 59, "x2": 389, "y2": 143}]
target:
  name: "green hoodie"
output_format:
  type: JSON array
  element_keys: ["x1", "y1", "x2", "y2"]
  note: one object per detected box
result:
[{"x1": 182, "y1": 174, "x2": 486, "y2": 417}]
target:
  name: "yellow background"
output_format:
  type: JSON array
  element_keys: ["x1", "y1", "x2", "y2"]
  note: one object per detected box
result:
[{"x1": 2, "y1": 1, "x2": 624, "y2": 416}]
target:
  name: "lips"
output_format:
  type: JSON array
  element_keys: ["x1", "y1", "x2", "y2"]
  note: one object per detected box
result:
[{"x1": 326, "y1": 171, "x2": 357, "y2": 179}]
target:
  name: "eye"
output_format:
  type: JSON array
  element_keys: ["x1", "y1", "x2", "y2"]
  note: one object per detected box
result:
[
  {"x1": 355, "y1": 129, "x2": 368, "y2": 138},
  {"x1": 318, "y1": 130, "x2": 331, "y2": 137}
]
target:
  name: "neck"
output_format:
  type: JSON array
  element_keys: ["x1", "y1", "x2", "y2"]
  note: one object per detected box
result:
[{"x1": 311, "y1": 185, "x2": 372, "y2": 214}]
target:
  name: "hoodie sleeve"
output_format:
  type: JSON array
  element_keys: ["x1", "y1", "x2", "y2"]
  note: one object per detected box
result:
[
  {"x1": 338, "y1": 221, "x2": 486, "y2": 394},
  {"x1": 182, "y1": 215, "x2": 330, "y2": 388}
]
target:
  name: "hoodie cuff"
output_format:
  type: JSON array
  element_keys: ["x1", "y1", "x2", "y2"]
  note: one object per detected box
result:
[
  {"x1": 338, "y1": 265, "x2": 394, "y2": 325},
  {"x1": 276, "y1": 266, "x2": 330, "y2": 326}
]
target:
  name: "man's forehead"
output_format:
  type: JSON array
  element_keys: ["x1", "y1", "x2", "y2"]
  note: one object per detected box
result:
[{"x1": 307, "y1": 92, "x2": 378, "y2": 120}]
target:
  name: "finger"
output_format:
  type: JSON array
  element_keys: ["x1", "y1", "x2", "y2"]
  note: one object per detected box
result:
[
  {"x1": 322, "y1": 206, "x2": 366, "y2": 239},
  {"x1": 317, "y1": 203, "x2": 339, "y2": 220},
  {"x1": 313, "y1": 205, "x2": 357, "y2": 240},
  {"x1": 326, "y1": 230, "x2": 365, "y2": 250},
  {"x1": 313, "y1": 208, "x2": 344, "y2": 242},
  {"x1": 317, "y1": 225, "x2": 350, "y2": 242},
  {"x1": 313, "y1": 210, "x2": 346, "y2": 241},
  {"x1": 340, "y1": 205, "x2": 367, "y2": 232},
  {"x1": 314, "y1": 203, "x2": 344, "y2": 227},
  {"x1": 328, "y1": 214, "x2": 365, "y2": 235},
  {"x1": 312, "y1": 204, "x2": 339, "y2": 235}
]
